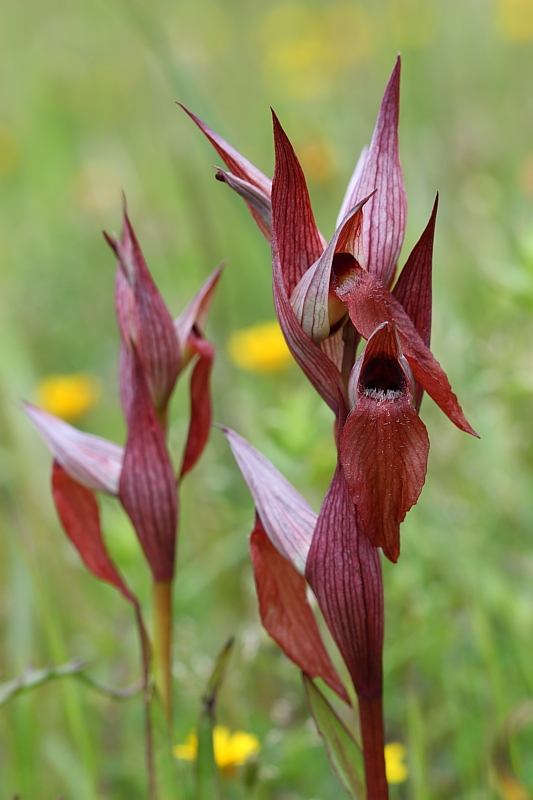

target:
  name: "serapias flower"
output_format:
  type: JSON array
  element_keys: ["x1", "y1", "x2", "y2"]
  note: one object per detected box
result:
[
  {"x1": 36, "y1": 373, "x2": 102, "y2": 420},
  {"x1": 183, "y1": 56, "x2": 477, "y2": 568},
  {"x1": 25, "y1": 204, "x2": 221, "y2": 719},
  {"x1": 187, "y1": 56, "x2": 477, "y2": 800},
  {"x1": 227, "y1": 320, "x2": 292, "y2": 373},
  {"x1": 174, "y1": 726, "x2": 260, "y2": 774}
]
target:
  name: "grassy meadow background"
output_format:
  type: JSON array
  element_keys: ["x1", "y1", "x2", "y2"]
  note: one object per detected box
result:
[{"x1": 2, "y1": 0, "x2": 533, "y2": 797}]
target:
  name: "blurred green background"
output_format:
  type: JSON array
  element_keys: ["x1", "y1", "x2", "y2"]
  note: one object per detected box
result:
[{"x1": 2, "y1": 0, "x2": 533, "y2": 797}]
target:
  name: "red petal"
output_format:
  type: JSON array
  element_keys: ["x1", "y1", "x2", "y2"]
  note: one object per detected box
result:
[
  {"x1": 392, "y1": 196, "x2": 438, "y2": 410},
  {"x1": 174, "y1": 264, "x2": 223, "y2": 359},
  {"x1": 251, "y1": 518, "x2": 350, "y2": 704},
  {"x1": 224, "y1": 427, "x2": 316, "y2": 574},
  {"x1": 340, "y1": 323, "x2": 429, "y2": 562},
  {"x1": 392, "y1": 195, "x2": 437, "y2": 348},
  {"x1": 52, "y1": 462, "x2": 135, "y2": 604},
  {"x1": 272, "y1": 111, "x2": 326, "y2": 295},
  {"x1": 341, "y1": 395, "x2": 428, "y2": 562},
  {"x1": 341, "y1": 57, "x2": 407, "y2": 289},
  {"x1": 179, "y1": 105, "x2": 272, "y2": 240},
  {"x1": 109, "y1": 207, "x2": 180, "y2": 418},
  {"x1": 180, "y1": 333, "x2": 214, "y2": 479},
  {"x1": 119, "y1": 350, "x2": 178, "y2": 582},
  {"x1": 25, "y1": 403, "x2": 123, "y2": 495},
  {"x1": 335, "y1": 267, "x2": 478, "y2": 436},
  {"x1": 305, "y1": 465, "x2": 384, "y2": 699}
]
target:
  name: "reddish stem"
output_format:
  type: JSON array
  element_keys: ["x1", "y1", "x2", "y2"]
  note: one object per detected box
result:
[{"x1": 358, "y1": 695, "x2": 389, "y2": 800}]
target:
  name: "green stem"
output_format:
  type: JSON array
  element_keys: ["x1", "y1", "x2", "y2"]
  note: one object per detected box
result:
[
  {"x1": 134, "y1": 603, "x2": 157, "y2": 800},
  {"x1": 152, "y1": 580, "x2": 173, "y2": 725}
]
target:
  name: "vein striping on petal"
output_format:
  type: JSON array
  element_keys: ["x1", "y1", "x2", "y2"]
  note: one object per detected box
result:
[{"x1": 223, "y1": 427, "x2": 316, "y2": 574}]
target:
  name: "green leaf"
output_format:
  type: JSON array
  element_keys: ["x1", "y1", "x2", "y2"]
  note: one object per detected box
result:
[
  {"x1": 196, "y1": 637, "x2": 235, "y2": 800},
  {"x1": 302, "y1": 673, "x2": 365, "y2": 799}
]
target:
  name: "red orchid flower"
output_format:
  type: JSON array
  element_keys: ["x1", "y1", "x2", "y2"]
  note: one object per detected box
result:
[
  {"x1": 27, "y1": 209, "x2": 220, "y2": 583},
  {"x1": 187, "y1": 57, "x2": 477, "y2": 799},
  {"x1": 26, "y1": 209, "x2": 221, "y2": 722},
  {"x1": 183, "y1": 58, "x2": 477, "y2": 560}
]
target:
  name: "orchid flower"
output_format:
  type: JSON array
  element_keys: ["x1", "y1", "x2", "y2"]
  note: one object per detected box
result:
[
  {"x1": 183, "y1": 56, "x2": 477, "y2": 560},
  {"x1": 26, "y1": 205, "x2": 221, "y2": 723},
  {"x1": 186, "y1": 57, "x2": 477, "y2": 799}
]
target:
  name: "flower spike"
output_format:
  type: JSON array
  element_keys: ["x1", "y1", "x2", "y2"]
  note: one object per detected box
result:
[
  {"x1": 340, "y1": 322, "x2": 430, "y2": 562},
  {"x1": 107, "y1": 204, "x2": 181, "y2": 422}
]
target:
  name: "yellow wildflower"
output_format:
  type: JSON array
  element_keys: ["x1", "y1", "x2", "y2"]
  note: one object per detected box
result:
[
  {"x1": 227, "y1": 321, "x2": 292, "y2": 373},
  {"x1": 496, "y1": 0, "x2": 533, "y2": 42},
  {"x1": 385, "y1": 742, "x2": 408, "y2": 784},
  {"x1": 174, "y1": 726, "x2": 260, "y2": 774},
  {"x1": 36, "y1": 374, "x2": 102, "y2": 420}
]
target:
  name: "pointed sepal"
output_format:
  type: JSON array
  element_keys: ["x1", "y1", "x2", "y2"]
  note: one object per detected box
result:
[
  {"x1": 107, "y1": 204, "x2": 181, "y2": 420},
  {"x1": 179, "y1": 105, "x2": 272, "y2": 241},
  {"x1": 223, "y1": 427, "x2": 316, "y2": 574},
  {"x1": 24, "y1": 402, "x2": 123, "y2": 495},
  {"x1": 271, "y1": 111, "x2": 326, "y2": 295},
  {"x1": 340, "y1": 57, "x2": 407, "y2": 288},
  {"x1": 251, "y1": 518, "x2": 350, "y2": 704},
  {"x1": 392, "y1": 195, "x2": 438, "y2": 410},
  {"x1": 180, "y1": 333, "x2": 215, "y2": 479}
]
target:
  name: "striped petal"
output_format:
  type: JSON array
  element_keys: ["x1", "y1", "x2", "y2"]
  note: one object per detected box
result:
[{"x1": 25, "y1": 403, "x2": 122, "y2": 495}]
